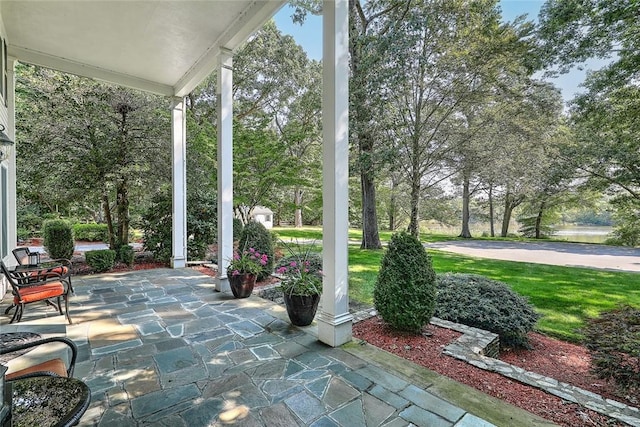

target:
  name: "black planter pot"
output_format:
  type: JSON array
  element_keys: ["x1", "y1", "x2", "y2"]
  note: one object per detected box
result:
[
  {"x1": 229, "y1": 273, "x2": 256, "y2": 298},
  {"x1": 283, "y1": 293, "x2": 320, "y2": 326}
]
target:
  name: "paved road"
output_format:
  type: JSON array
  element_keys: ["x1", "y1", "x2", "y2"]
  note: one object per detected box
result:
[{"x1": 426, "y1": 240, "x2": 640, "y2": 273}]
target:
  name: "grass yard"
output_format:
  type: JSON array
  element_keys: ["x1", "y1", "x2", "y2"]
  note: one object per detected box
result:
[{"x1": 272, "y1": 226, "x2": 640, "y2": 342}]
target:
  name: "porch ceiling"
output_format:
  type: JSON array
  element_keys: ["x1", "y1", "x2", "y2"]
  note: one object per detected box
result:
[{"x1": 0, "y1": 0, "x2": 285, "y2": 96}]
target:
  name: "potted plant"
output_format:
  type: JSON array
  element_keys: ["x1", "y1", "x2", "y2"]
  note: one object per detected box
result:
[
  {"x1": 276, "y1": 241, "x2": 323, "y2": 326},
  {"x1": 227, "y1": 247, "x2": 268, "y2": 298}
]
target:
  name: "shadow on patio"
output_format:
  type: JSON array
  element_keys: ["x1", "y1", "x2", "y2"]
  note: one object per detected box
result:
[{"x1": 1, "y1": 268, "x2": 552, "y2": 426}]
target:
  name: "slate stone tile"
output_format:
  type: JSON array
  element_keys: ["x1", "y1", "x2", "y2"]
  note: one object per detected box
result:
[
  {"x1": 400, "y1": 405, "x2": 453, "y2": 427},
  {"x1": 154, "y1": 347, "x2": 198, "y2": 374},
  {"x1": 245, "y1": 359, "x2": 286, "y2": 379},
  {"x1": 363, "y1": 392, "x2": 396, "y2": 426},
  {"x1": 186, "y1": 326, "x2": 232, "y2": 344},
  {"x1": 228, "y1": 320, "x2": 265, "y2": 338},
  {"x1": 136, "y1": 320, "x2": 165, "y2": 336},
  {"x1": 295, "y1": 351, "x2": 332, "y2": 369},
  {"x1": 285, "y1": 360, "x2": 306, "y2": 378},
  {"x1": 368, "y1": 385, "x2": 409, "y2": 410},
  {"x1": 131, "y1": 383, "x2": 200, "y2": 418},
  {"x1": 262, "y1": 380, "x2": 305, "y2": 403},
  {"x1": 329, "y1": 398, "x2": 366, "y2": 426},
  {"x1": 223, "y1": 383, "x2": 270, "y2": 409},
  {"x1": 180, "y1": 398, "x2": 225, "y2": 426},
  {"x1": 260, "y1": 403, "x2": 303, "y2": 427},
  {"x1": 323, "y1": 377, "x2": 360, "y2": 409},
  {"x1": 285, "y1": 391, "x2": 327, "y2": 424},
  {"x1": 399, "y1": 385, "x2": 464, "y2": 422},
  {"x1": 250, "y1": 345, "x2": 280, "y2": 361},
  {"x1": 454, "y1": 413, "x2": 496, "y2": 427},
  {"x1": 340, "y1": 370, "x2": 373, "y2": 391},
  {"x1": 202, "y1": 373, "x2": 253, "y2": 399},
  {"x1": 306, "y1": 375, "x2": 331, "y2": 399},
  {"x1": 357, "y1": 366, "x2": 409, "y2": 393},
  {"x1": 310, "y1": 416, "x2": 341, "y2": 427}
]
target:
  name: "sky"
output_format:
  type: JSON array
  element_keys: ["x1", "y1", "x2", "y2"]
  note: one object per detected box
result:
[{"x1": 272, "y1": 1, "x2": 606, "y2": 104}]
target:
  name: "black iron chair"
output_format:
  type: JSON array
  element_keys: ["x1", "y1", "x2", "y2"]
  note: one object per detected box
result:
[
  {"x1": 0, "y1": 336, "x2": 77, "y2": 380},
  {"x1": 12, "y1": 247, "x2": 73, "y2": 293},
  {"x1": 1, "y1": 260, "x2": 72, "y2": 324}
]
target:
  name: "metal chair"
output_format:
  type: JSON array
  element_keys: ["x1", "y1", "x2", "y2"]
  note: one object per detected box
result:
[
  {"x1": 12, "y1": 247, "x2": 73, "y2": 293},
  {"x1": 0, "y1": 261, "x2": 72, "y2": 324},
  {"x1": 0, "y1": 336, "x2": 77, "y2": 380}
]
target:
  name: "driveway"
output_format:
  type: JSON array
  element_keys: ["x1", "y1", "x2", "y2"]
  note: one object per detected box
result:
[{"x1": 426, "y1": 240, "x2": 640, "y2": 273}]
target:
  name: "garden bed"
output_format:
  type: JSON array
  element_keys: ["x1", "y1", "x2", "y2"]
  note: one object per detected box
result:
[{"x1": 354, "y1": 316, "x2": 635, "y2": 427}]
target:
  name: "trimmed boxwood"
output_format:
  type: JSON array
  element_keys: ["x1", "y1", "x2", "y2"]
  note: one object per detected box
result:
[
  {"x1": 85, "y1": 249, "x2": 117, "y2": 273},
  {"x1": 373, "y1": 232, "x2": 436, "y2": 333},
  {"x1": 43, "y1": 219, "x2": 74, "y2": 260},
  {"x1": 73, "y1": 223, "x2": 108, "y2": 242},
  {"x1": 435, "y1": 273, "x2": 541, "y2": 348}
]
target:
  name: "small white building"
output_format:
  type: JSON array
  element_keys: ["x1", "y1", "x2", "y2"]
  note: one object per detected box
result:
[{"x1": 250, "y1": 206, "x2": 273, "y2": 229}]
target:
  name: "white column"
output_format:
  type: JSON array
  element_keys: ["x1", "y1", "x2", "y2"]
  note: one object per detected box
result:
[
  {"x1": 318, "y1": 0, "x2": 352, "y2": 347},
  {"x1": 171, "y1": 97, "x2": 187, "y2": 268},
  {"x1": 216, "y1": 50, "x2": 233, "y2": 292},
  {"x1": 7, "y1": 58, "x2": 17, "y2": 257}
]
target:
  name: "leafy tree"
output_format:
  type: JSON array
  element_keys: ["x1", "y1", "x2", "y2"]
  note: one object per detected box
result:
[{"x1": 16, "y1": 64, "x2": 170, "y2": 249}]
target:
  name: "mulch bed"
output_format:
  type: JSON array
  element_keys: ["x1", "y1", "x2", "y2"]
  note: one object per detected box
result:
[{"x1": 353, "y1": 316, "x2": 633, "y2": 427}]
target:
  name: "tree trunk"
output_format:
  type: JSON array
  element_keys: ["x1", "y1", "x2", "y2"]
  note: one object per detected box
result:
[
  {"x1": 388, "y1": 179, "x2": 397, "y2": 231},
  {"x1": 103, "y1": 192, "x2": 115, "y2": 249},
  {"x1": 459, "y1": 173, "x2": 472, "y2": 238},
  {"x1": 501, "y1": 194, "x2": 514, "y2": 237},
  {"x1": 408, "y1": 177, "x2": 420, "y2": 238},
  {"x1": 294, "y1": 188, "x2": 303, "y2": 228},
  {"x1": 488, "y1": 185, "x2": 495, "y2": 237},
  {"x1": 534, "y1": 200, "x2": 546, "y2": 239},
  {"x1": 361, "y1": 171, "x2": 382, "y2": 249},
  {"x1": 116, "y1": 179, "x2": 129, "y2": 246}
]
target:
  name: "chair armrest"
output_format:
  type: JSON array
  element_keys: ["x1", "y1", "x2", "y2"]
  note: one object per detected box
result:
[{"x1": 0, "y1": 337, "x2": 78, "y2": 378}]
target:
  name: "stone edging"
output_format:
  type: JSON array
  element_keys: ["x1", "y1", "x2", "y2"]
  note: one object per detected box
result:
[{"x1": 432, "y1": 317, "x2": 640, "y2": 427}]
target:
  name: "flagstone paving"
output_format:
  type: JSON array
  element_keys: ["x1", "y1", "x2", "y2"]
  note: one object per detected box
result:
[{"x1": 1, "y1": 268, "x2": 555, "y2": 426}]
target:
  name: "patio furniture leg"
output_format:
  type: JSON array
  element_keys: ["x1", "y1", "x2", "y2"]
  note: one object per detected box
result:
[
  {"x1": 64, "y1": 295, "x2": 72, "y2": 324},
  {"x1": 4, "y1": 303, "x2": 15, "y2": 314}
]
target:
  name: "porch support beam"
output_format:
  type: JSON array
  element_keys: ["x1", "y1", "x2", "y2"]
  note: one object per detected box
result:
[
  {"x1": 171, "y1": 97, "x2": 187, "y2": 268},
  {"x1": 318, "y1": 0, "x2": 352, "y2": 347},
  {"x1": 216, "y1": 50, "x2": 233, "y2": 293}
]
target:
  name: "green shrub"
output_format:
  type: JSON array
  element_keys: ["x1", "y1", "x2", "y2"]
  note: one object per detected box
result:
[
  {"x1": 142, "y1": 186, "x2": 216, "y2": 263},
  {"x1": 233, "y1": 218, "x2": 244, "y2": 241},
  {"x1": 42, "y1": 219, "x2": 74, "y2": 260},
  {"x1": 373, "y1": 232, "x2": 436, "y2": 333},
  {"x1": 434, "y1": 273, "x2": 541, "y2": 348},
  {"x1": 85, "y1": 249, "x2": 117, "y2": 272},
  {"x1": 238, "y1": 221, "x2": 274, "y2": 281},
  {"x1": 118, "y1": 245, "x2": 135, "y2": 267},
  {"x1": 584, "y1": 305, "x2": 640, "y2": 394},
  {"x1": 73, "y1": 223, "x2": 108, "y2": 242}
]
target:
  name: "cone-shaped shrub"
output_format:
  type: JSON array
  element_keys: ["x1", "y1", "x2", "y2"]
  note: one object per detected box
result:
[{"x1": 374, "y1": 232, "x2": 436, "y2": 333}]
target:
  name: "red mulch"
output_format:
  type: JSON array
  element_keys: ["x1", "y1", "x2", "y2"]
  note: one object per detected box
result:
[{"x1": 353, "y1": 316, "x2": 634, "y2": 427}]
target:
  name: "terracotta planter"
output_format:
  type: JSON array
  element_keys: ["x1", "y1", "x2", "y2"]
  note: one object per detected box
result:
[
  {"x1": 229, "y1": 273, "x2": 256, "y2": 298},
  {"x1": 283, "y1": 293, "x2": 320, "y2": 326}
]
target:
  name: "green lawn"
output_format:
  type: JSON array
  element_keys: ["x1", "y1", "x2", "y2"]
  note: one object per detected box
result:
[{"x1": 271, "y1": 226, "x2": 640, "y2": 342}]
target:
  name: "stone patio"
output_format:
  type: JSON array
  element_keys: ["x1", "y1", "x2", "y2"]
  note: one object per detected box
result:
[{"x1": 1, "y1": 268, "x2": 555, "y2": 426}]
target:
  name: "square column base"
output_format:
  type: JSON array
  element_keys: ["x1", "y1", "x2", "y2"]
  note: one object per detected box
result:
[
  {"x1": 171, "y1": 257, "x2": 186, "y2": 268},
  {"x1": 317, "y1": 311, "x2": 353, "y2": 347},
  {"x1": 216, "y1": 277, "x2": 230, "y2": 293}
]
